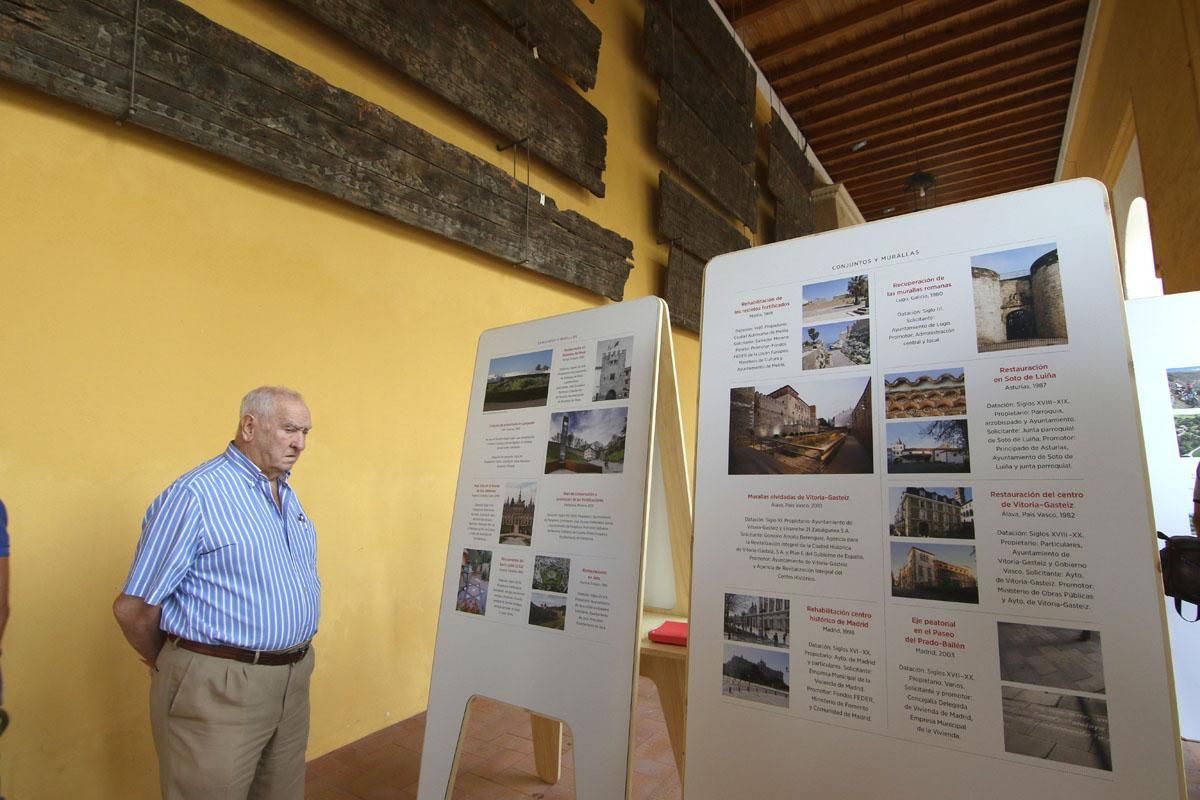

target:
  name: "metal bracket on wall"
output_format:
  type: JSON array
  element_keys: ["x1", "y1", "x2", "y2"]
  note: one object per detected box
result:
[{"x1": 115, "y1": 0, "x2": 141, "y2": 126}]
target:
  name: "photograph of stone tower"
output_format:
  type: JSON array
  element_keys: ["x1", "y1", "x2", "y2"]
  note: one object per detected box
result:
[
  {"x1": 593, "y1": 336, "x2": 633, "y2": 401},
  {"x1": 971, "y1": 243, "x2": 1067, "y2": 352}
]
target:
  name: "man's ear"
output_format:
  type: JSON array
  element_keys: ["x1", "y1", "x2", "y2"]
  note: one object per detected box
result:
[{"x1": 239, "y1": 413, "x2": 256, "y2": 442}]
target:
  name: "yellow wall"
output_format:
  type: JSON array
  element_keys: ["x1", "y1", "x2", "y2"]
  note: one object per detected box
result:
[
  {"x1": 0, "y1": 1, "x2": 705, "y2": 795},
  {"x1": 1059, "y1": 0, "x2": 1200, "y2": 293}
]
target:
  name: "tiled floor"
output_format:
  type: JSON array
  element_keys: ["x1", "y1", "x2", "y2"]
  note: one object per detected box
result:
[
  {"x1": 306, "y1": 679, "x2": 1200, "y2": 799},
  {"x1": 305, "y1": 676, "x2": 680, "y2": 800}
]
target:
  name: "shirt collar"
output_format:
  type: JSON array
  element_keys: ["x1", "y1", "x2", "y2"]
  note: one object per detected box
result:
[{"x1": 223, "y1": 442, "x2": 291, "y2": 487}]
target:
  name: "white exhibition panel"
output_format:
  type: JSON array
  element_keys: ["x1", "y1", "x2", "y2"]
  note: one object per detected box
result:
[
  {"x1": 686, "y1": 180, "x2": 1182, "y2": 799},
  {"x1": 1127, "y1": 291, "x2": 1200, "y2": 737},
  {"x1": 418, "y1": 297, "x2": 664, "y2": 800}
]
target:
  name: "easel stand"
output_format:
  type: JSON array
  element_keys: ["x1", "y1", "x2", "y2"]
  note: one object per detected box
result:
[{"x1": 417, "y1": 298, "x2": 693, "y2": 800}]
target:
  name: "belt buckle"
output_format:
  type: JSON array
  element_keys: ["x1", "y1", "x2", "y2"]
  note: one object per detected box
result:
[{"x1": 253, "y1": 650, "x2": 262, "y2": 665}]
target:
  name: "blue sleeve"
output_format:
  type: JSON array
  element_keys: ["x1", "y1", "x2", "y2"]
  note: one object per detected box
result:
[
  {"x1": 0, "y1": 499, "x2": 9, "y2": 557},
  {"x1": 123, "y1": 485, "x2": 202, "y2": 605}
]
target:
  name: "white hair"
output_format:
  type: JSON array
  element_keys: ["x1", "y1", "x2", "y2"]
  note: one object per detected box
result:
[{"x1": 239, "y1": 386, "x2": 305, "y2": 422}]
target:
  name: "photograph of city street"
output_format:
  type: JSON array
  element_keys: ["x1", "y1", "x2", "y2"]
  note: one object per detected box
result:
[
  {"x1": 528, "y1": 591, "x2": 567, "y2": 630},
  {"x1": 593, "y1": 336, "x2": 633, "y2": 401},
  {"x1": 971, "y1": 243, "x2": 1068, "y2": 353},
  {"x1": 886, "y1": 419, "x2": 971, "y2": 473},
  {"x1": 532, "y1": 555, "x2": 570, "y2": 594},
  {"x1": 1002, "y1": 685, "x2": 1111, "y2": 771},
  {"x1": 724, "y1": 593, "x2": 790, "y2": 648},
  {"x1": 728, "y1": 376, "x2": 873, "y2": 475},
  {"x1": 722, "y1": 644, "x2": 790, "y2": 708},
  {"x1": 545, "y1": 407, "x2": 627, "y2": 474},
  {"x1": 483, "y1": 349, "x2": 553, "y2": 411},
  {"x1": 888, "y1": 486, "x2": 974, "y2": 538},
  {"x1": 1167, "y1": 366, "x2": 1200, "y2": 409},
  {"x1": 802, "y1": 275, "x2": 869, "y2": 324},
  {"x1": 890, "y1": 542, "x2": 978, "y2": 605},
  {"x1": 497, "y1": 481, "x2": 536, "y2": 546},
  {"x1": 1176, "y1": 414, "x2": 1200, "y2": 457},
  {"x1": 884, "y1": 367, "x2": 966, "y2": 419},
  {"x1": 998, "y1": 622, "x2": 1105, "y2": 694},
  {"x1": 456, "y1": 548, "x2": 492, "y2": 615},
  {"x1": 801, "y1": 318, "x2": 871, "y2": 370}
]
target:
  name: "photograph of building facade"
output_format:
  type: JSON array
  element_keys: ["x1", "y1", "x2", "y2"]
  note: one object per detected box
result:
[
  {"x1": 498, "y1": 482, "x2": 536, "y2": 546},
  {"x1": 886, "y1": 419, "x2": 971, "y2": 473},
  {"x1": 729, "y1": 377, "x2": 872, "y2": 475},
  {"x1": 891, "y1": 543, "x2": 978, "y2": 604},
  {"x1": 889, "y1": 486, "x2": 974, "y2": 538},
  {"x1": 724, "y1": 593, "x2": 790, "y2": 648},
  {"x1": 972, "y1": 244, "x2": 1068, "y2": 352},
  {"x1": 884, "y1": 368, "x2": 967, "y2": 418},
  {"x1": 721, "y1": 644, "x2": 790, "y2": 709},
  {"x1": 593, "y1": 336, "x2": 633, "y2": 401}
]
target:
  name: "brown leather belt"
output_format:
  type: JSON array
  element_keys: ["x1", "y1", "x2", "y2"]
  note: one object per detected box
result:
[{"x1": 167, "y1": 634, "x2": 310, "y2": 666}]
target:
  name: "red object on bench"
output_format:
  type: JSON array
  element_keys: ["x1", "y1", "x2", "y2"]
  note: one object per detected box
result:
[{"x1": 647, "y1": 620, "x2": 689, "y2": 646}]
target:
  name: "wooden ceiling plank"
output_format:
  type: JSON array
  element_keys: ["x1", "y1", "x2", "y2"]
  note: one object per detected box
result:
[
  {"x1": 775, "y1": 1, "x2": 1085, "y2": 100},
  {"x1": 858, "y1": 171, "x2": 1056, "y2": 217},
  {"x1": 723, "y1": 0, "x2": 809, "y2": 29},
  {"x1": 849, "y1": 153, "x2": 1060, "y2": 206},
  {"x1": 840, "y1": 132, "x2": 1063, "y2": 187},
  {"x1": 846, "y1": 141, "x2": 1061, "y2": 198},
  {"x1": 746, "y1": 0, "x2": 906, "y2": 61}
]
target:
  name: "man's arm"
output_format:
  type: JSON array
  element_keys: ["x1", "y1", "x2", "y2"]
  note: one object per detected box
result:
[
  {"x1": 0, "y1": 556, "x2": 8, "y2": 655},
  {"x1": 113, "y1": 593, "x2": 165, "y2": 668}
]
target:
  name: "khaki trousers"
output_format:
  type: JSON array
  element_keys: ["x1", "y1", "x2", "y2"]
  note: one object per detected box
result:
[{"x1": 150, "y1": 638, "x2": 314, "y2": 800}]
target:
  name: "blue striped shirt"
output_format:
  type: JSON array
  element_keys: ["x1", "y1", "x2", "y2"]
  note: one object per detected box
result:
[{"x1": 123, "y1": 444, "x2": 320, "y2": 650}]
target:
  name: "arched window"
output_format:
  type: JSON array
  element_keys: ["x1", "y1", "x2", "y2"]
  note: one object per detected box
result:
[{"x1": 1124, "y1": 197, "x2": 1162, "y2": 299}]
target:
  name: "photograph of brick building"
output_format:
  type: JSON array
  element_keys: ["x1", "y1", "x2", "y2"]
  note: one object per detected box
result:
[
  {"x1": 593, "y1": 336, "x2": 633, "y2": 401},
  {"x1": 498, "y1": 480, "x2": 537, "y2": 546},
  {"x1": 888, "y1": 486, "x2": 974, "y2": 538},
  {"x1": 971, "y1": 244, "x2": 1068, "y2": 353},
  {"x1": 891, "y1": 542, "x2": 978, "y2": 604},
  {"x1": 724, "y1": 593, "x2": 790, "y2": 648},
  {"x1": 884, "y1": 368, "x2": 967, "y2": 419},
  {"x1": 729, "y1": 376, "x2": 872, "y2": 475}
]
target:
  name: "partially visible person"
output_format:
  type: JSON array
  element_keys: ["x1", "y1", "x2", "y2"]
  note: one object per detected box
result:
[
  {"x1": 0, "y1": 498, "x2": 9, "y2": 655},
  {"x1": 113, "y1": 386, "x2": 319, "y2": 800}
]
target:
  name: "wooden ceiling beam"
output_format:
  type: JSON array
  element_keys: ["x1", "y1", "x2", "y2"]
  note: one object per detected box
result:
[
  {"x1": 858, "y1": 172, "x2": 1054, "y2": 218},
  {"x1": 738, "y1": 0, "x2": 906, "y2": 53},
  {"x1": 837, "y1": 131, "x2": 1063, "y2": 187},
  {"x1": 812, "y1": 80, "x2": 1071, "y2": 154},
  {"x1": 848, "y1": 153, "x2": 1059, "y2": 206},
  {"x1": 845, "y1": 140, "x2": 1061, "y2": 199},
  {"x1": 774, "y1": 1, "x2": 1085, "y2": 101},
  {"x1": 808, "y1": 51, "x2": 1077, "y2": 137},
  {"x1": 757, "y1": 0, "x2": 984, "y2": 70}
]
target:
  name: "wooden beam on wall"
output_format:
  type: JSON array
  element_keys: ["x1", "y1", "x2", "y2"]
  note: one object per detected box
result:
[
  {"x1": 475, "y1": 0, "x2": 601, "y2": 90},
  {"x1": 664, "y1": 245, "x2": 703, "y2": 333},
  {"x1": 657, "y1": 171, "x2": 749, "y2": 262},
  {"x1": 0, "y1": 0, "x2": 632, "y2": 298},
  {"x1": 283, "y1": 0, "x2": 609, "y2": 196}
]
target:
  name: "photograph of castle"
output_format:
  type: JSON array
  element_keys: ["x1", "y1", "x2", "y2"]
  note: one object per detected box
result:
[
  {"x1": 722, "y1": 644, "x2": 790, "y2": 708},
  {"x1": 1167, "y1": 366, "x2": 1200, "y2": 410},
  {"x1": 802, "y1": 275, "x2": 869, "y2": 324},
  {"x1": 724, "y1": 593, "x2": 789, "y2": 648},
  {"x1": 545, "y1": 407, "x2": 628, "y2": 474},
  {"x1": 886, "y1": 419, "x2": 971, "y2": 474},
  {"x1": 498, "y1": 480, "x2": 536, "y2": 546},
  {"x1": 1176, "y1": 415, "x2": 1200, "y2": 458},
  {"x1": 998, "y1": 622, "x2": 1105, "y2": 694},
  {"x1": 593, "y1": 336, "x2": 633, "y2": 401},
  {"x1": 890, "y1": 542, "x2": 978, "y2": 605},
  {"x1": 456, "y1": 548, "x2": 492, "y2": 615},
  {"x1": 728, "y1": 376, "x2": 872, "y2": 475},
  {"x1": 884, "y1": 367, "x2": 966, "y2": 419},
  {"x1": 528, "y1": 591, "x2": 567, "y2": 630},
  {"x1": 971, "y1": 243, "x2": 1068, "y2": 353},
  {"x1": 532, "y1": 554, "x2": 570, "y2": 594},
  {"x1": 1002, "y1": 686, "x2": 1111, "y2": 771},
  {"x1": 888, "y1": 486, "x2": 974, "y2": 538},
  {"x1": 802, "y1": 318, "x2": 871, "y2": 370},
  {"x1": 483, "y1": 349, "x2": 553, "y2": 411}
]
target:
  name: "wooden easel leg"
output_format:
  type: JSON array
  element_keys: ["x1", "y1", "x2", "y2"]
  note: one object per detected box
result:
[
  {"x1": 530, "y1": 713, "x2": 563, "y2": 783},
  {"x1": 640, "y1": 654, "x2": 688, "y2": 780}
]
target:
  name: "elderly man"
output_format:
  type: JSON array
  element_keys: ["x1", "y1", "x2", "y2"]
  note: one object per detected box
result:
[{"x1": 114, "y1": 386, "x2": 319, "y2": 799}]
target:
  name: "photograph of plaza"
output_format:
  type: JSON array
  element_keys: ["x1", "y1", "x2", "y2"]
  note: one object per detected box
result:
[
  {"x1": 971, "y1": 243, "x2": 1068, "y2": 353},
  {"x1": 728, "y1": 376, "x2": 872, "y2": 475},
  {"x1": 801, "y1": 275, "x2": 869, "y2": 324},
  {"x1": 532, "y1": 555, "x2": 571, "y2": 594},
  {"x1": 593, "y1": 336, "x2": 633, "y2": 401},
  {"x1": 722, "y1": 644, "x2": 789, "y2": 708},
  {"x1": 498, "y1": 481, "x2": 536, "y2": 546},
  {"x1": 483, "y1": 349, "x2": 553, "y2": 412},
  {"x1": 888, "y1": 486, "x2": 974, "y2": 538},
  {"x1": 456, "y1": 548, "x2": 492, "y2": 615},
  {"x1": 545, "y1": 407, "x2": 627, "y2": 474},
  {"x1": 724, "y1": 593, "x2": 789, "y2": 648},
  {"x1": 884, "y1": 367, "x2": 966, "y2": 419},
  {"x1": 1002, "y1": 685, "x2": 1111, "y2": 771},
  {"x1": 890, "y1": 542, "x2": 978, "y2": 605},
  {"x1": 998, "y1": 622, "x2": 1105, "y2": 694},
  {"x1": 802, "y1": 318, "x2": 871, "y2": 370},
  {"x1": 886, "y1": 419, "x2": 971, "y2": 473},
  {"x1": 1176, "y1": 414, "x2": 1200, "y2": 458},
  {"x1": 528, "y1": 591, "x2": 567, "y2": 630},
  {"x1": 1167, "y1": 366, "x2": 1200, "y2": 410}
]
